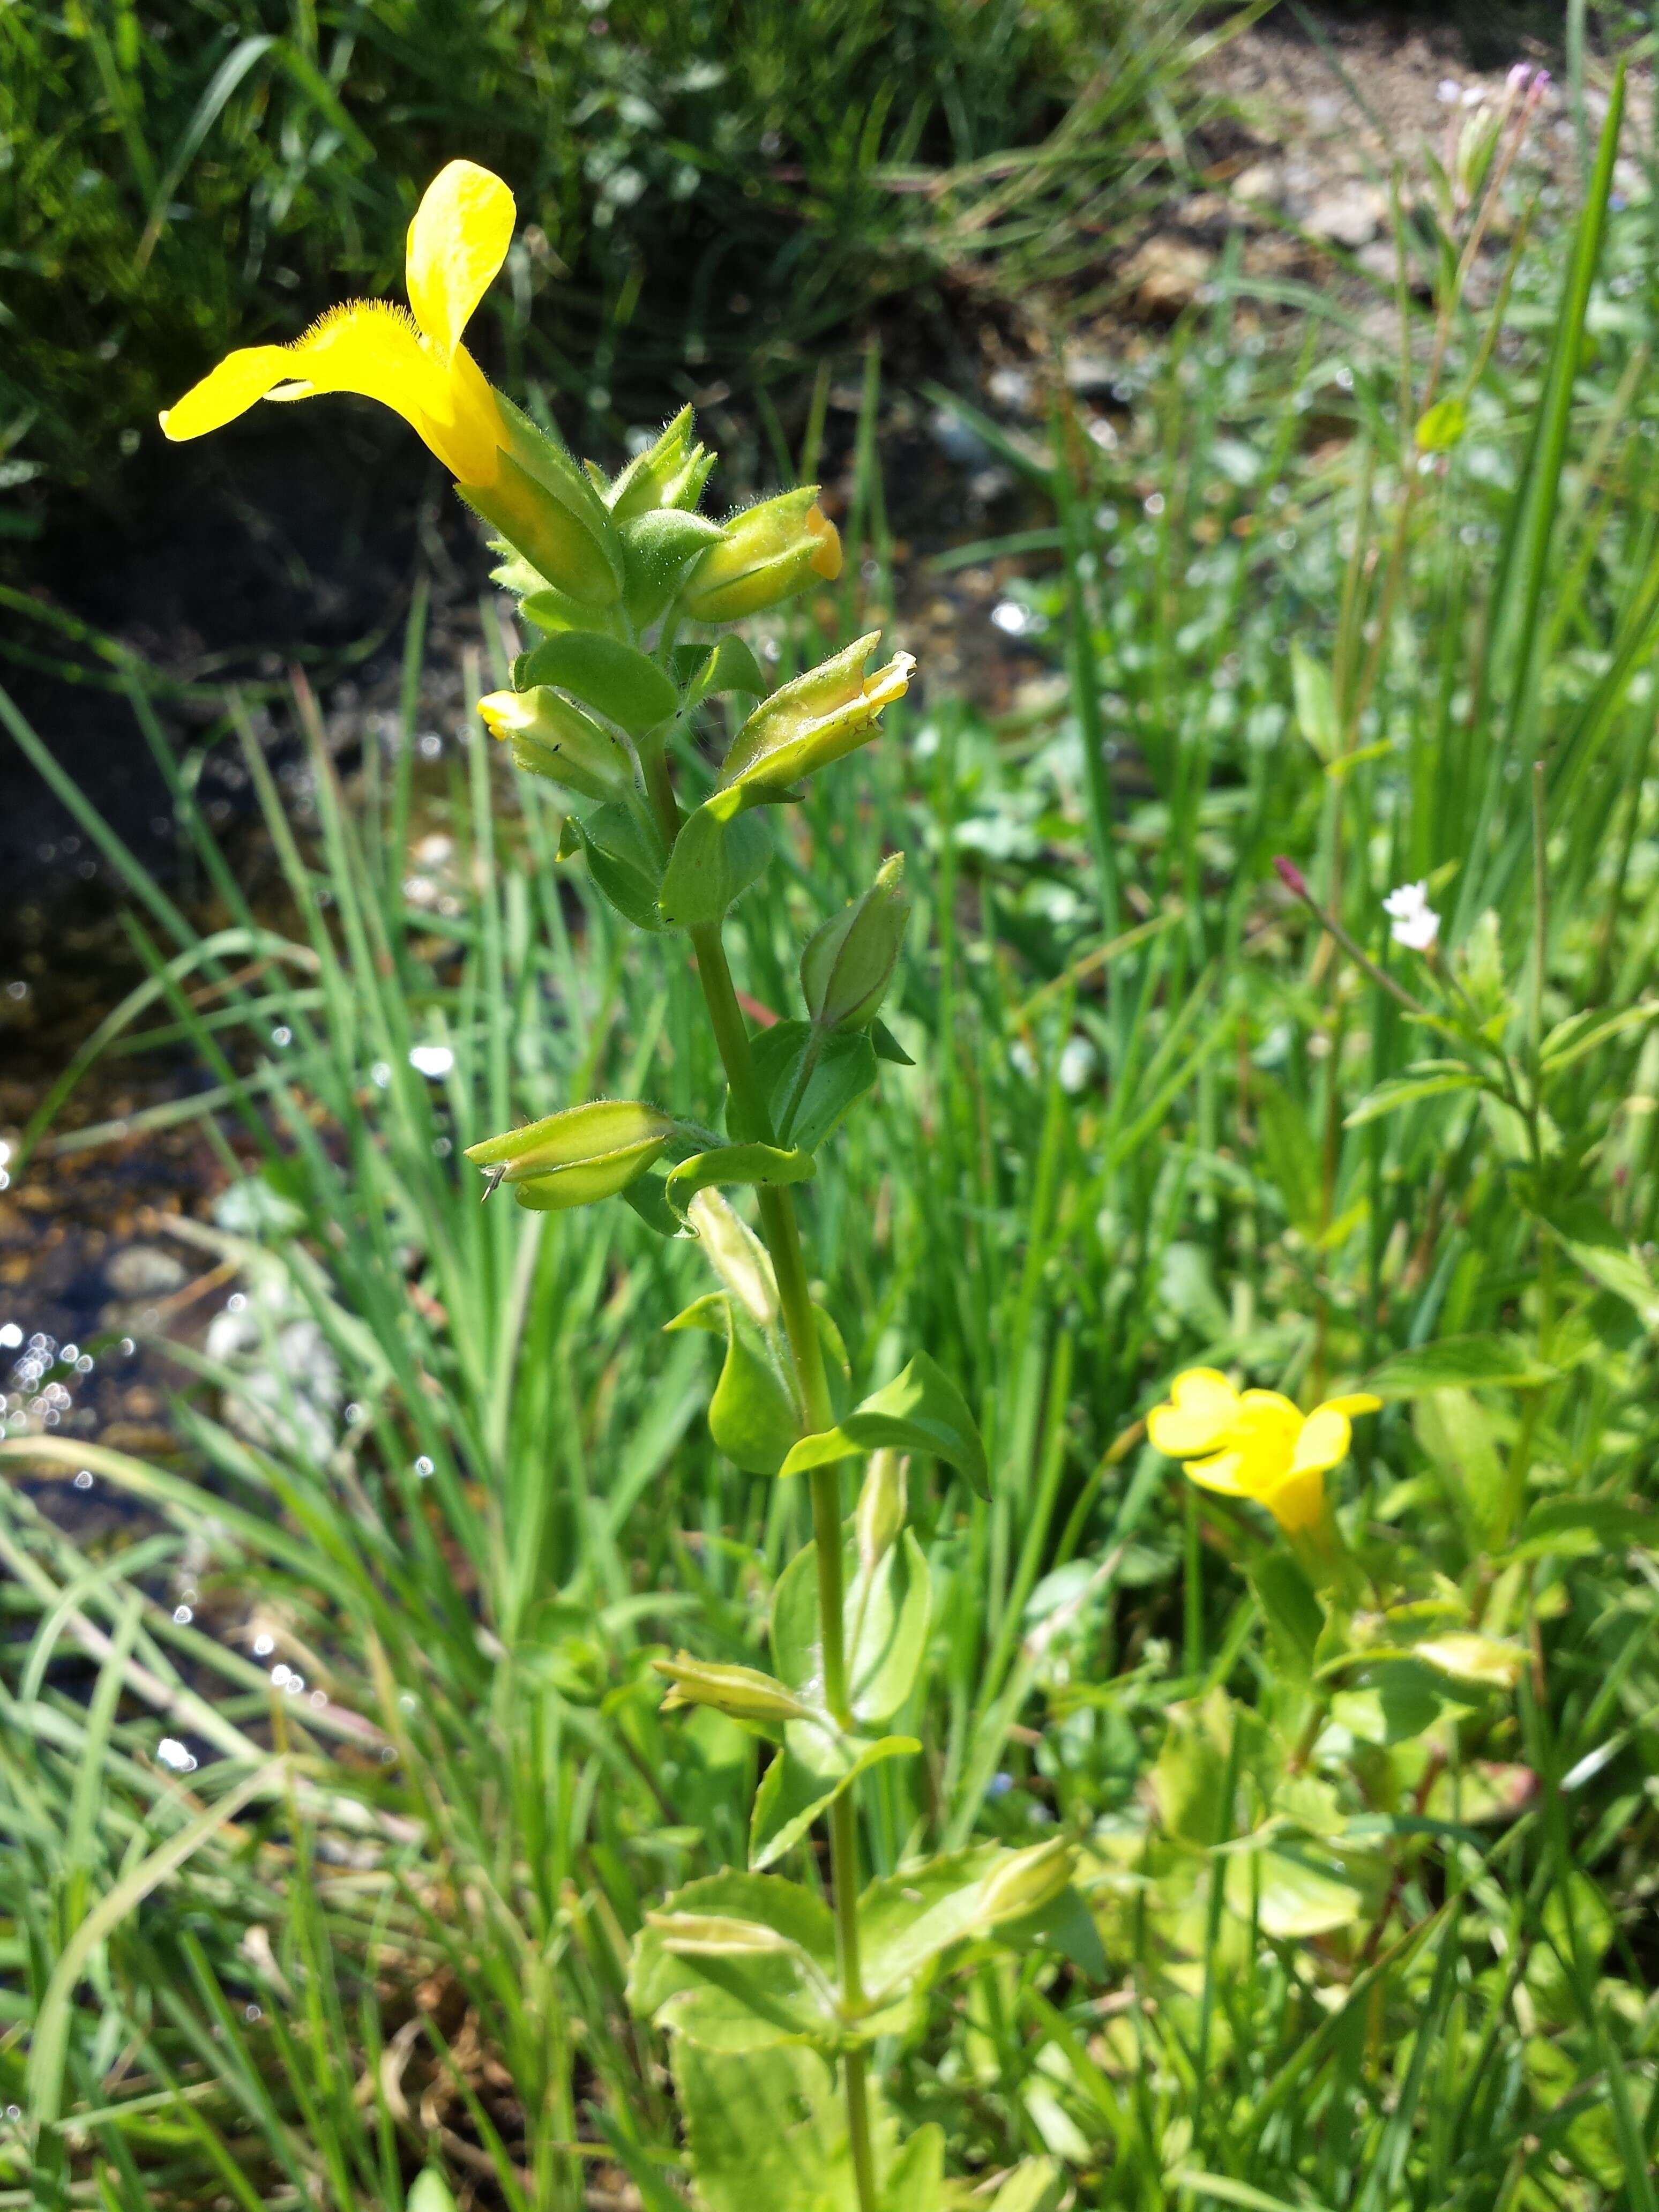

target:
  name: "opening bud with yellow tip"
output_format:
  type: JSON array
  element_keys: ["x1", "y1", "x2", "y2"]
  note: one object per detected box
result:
[
  {"x1": 978, "y1": 1836, "x2": 1077, "y2": 1925},
  {"x1": 478, "y1": 686, "x2": 636, "y2": 807},
  {"x1": 653, "y1": 1651, "x2": 813, "y2": 1726},
  {"x1": 802, "y1": 854, "x2": 909, "y2": 1033},
  {"x1": 681, "y1": 487, "x2": 842, "y2": 623},
  {"x1": 719, "y1": 633, "x2": 914, "y2": 806},
  {"x1": 855, "y1": 1448, "x2": 908, "y2": 1575},
  {"x1": 465, "y1": 1100, "x2": 682, "y2": 1212}
]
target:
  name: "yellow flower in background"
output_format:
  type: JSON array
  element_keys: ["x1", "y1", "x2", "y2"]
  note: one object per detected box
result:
[
  {"x1": 1148, "y1": 1368, "x2": 1380, "y2": 1534},
  {"x1": 160, "y1": 160, "x2": 514, "y2": 487}
]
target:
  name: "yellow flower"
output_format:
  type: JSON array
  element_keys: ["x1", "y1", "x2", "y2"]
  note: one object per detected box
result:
[
  {"x1": 1147, "y1": 1368, "x2": 1380, "y2": 1534},
  {"x1": 160, "y1": 160, "x2": 513, "y2": 487}
]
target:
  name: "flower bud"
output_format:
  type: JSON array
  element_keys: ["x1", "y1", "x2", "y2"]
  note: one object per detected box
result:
[
  {"x1": 461, "y1": 403, "x2": 624, "y2": 609},
  {"x1": 719, "y1": 633, "x2": 914, "y2": 805},
  {"x1": 653, "y1": 1651, "x2": 812, "y2": 1724},
  {"x1": 681, "y1": 488, "x2": 842, "y2": 623},
  {"x1": 686, "y1": 1188, "x2": 779, "y2": 1328},
  {"x1": 802, "y1": 854, "x2": 909, "y2": 1033},
  {"x1": 479, "y1": 687, "x2": 635, "y2": 806},
  {"x1": 608, "y1": 405, "x2": 716, "y2": 521},
  {"x1": 855, "y1": 1449, "x2": 908, "y2": 1574},
  {"x1": 465, "y1": 1100, "x2": 679, "y2": 1212},
  {"x1": 978, "y1": 1836, "x2": 1077, "y2": 1926},
  {"x1": 648, "y1": 1912, "x2": 797, "y2": 1957}
]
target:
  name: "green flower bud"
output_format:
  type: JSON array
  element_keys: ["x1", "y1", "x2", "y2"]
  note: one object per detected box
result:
[
  {"x1": 648, "y1": 1912, "x2": 799, "y2": 1958},
  {"x1": 607, "y1": 405, "x2": 716, "y2": 521},
  {"x1": 720, "y1": 633, "x2": 914, "y2": 805},
  {"x1": 653, "y1": 1651, "x2": 813, "y2": 1724},
  {"x1": 682, "y1": 487, "x2": 842, "y2": 623},
  {"x1": 478, "y1": 686, "x2": 636, "y2": 807},
  {"x1": 978, "y1": 1836, "x2": 1076, "y2": 1925},
  {"x1": 855, "y1": 1448, "x2": 908, "y2": 1574},
  {"x1": 801, "y1": 854, "x2": 909, "y2": 1033},
  {"x1": 465, "y1": 1100, "x2": 680, "y2": 1212}
]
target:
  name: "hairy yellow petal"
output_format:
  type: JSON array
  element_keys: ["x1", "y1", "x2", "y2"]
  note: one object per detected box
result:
[
  {"x1": 406, "y1": 159, "x2": 515, "y2": 361},
  {"x1": 1147, "y1": 1367, "x2": 1239, "y2": 1458},
  {"x1": 159, "y1": 346, "x2": 301, "y2": 440},
  {"x1": 287, "y1": 303, "x2": 500, "y2": 481}
]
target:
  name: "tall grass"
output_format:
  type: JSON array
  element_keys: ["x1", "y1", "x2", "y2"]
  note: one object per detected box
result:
[{"x1": 5, "y1": 67, "x2": 1659, "y2": 2208}]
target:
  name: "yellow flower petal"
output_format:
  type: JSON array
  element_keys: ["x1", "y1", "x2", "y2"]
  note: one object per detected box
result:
[
  {"x1": 405, "y1": 159, "x2": 515, "y2": 362},
  {"x1": 1184, "y1": 1449, "x2": 1245, "y2": 1496},
  {"x1": 1288, "y1": 1404, "x2": 1352, "y2": 1478},
  {"x1": 159, "y1": 346, "x2": 303, "y2": 440},
  {"x1": 1263, "y1": 1468, "x2": 1325, "y2": 1533},
  {"x1": 286, "y1": 302, "x2": 499, "y2": 482},
  {"x1": 1325, "y1": 1392, "x2": 1382, "y2": 1417},
  {"x1": 1147, "y1": 1367, "x2": 1239, "y2": 1458},
  {"x1": 1225, "y1": 1391, "x2": 1303, "y2": 1497}
]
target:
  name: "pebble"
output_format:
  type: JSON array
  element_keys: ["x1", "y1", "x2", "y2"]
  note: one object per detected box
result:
[{"x1": 104, "y1": 1245, "x2": 188, "y2": 1298}]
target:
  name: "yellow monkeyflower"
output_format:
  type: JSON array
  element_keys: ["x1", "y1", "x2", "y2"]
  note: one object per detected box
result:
[
  {"x1": 161, "y1": 160, "x2": 513, "y2": 485},
  {"x1": 1148, "y1": 1369, "x2": 1380, "y2": 1534},
  {"x1": 160, "y1": 162, "x2": 623, "y2": 608}
]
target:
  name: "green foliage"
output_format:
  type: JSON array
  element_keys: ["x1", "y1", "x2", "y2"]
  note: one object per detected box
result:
[{"x1": 9, "y1": 44, "x2": 1659, "y2": 2211}]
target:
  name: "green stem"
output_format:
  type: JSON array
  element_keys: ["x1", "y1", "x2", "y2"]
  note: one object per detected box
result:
[{"x1": 685, "y1": 918, "x2": 874, "y2": 2207}]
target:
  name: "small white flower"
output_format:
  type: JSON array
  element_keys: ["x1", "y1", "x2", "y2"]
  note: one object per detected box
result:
[
  {"x1": 1383, "y1": 880, "x2": 1440, "y2": 952},
  {"x1": 156, "y1": 1737, "x2": 198, "y2": 1774},
  {"x1": 408, "y1": 1043, "x2": 454, "y2": 1079}
]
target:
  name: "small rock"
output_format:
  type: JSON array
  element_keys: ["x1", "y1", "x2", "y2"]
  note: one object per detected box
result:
[
  {"x1": 104, "y1": 1245, "x2": 187, "y2": 1298},
  {"x1": 1125, "y1": 235, "x2": 1213, "y2": 320},
  {"x1": 986, "y1": 365, "x2": 1036, "y2": 415},
  {"x1": 1305, "y1": 186, "x2": 1387, "y2": 251},
  {"x1": 1061, "y1": 348, "x2": 1117, "y2": 398},
  {"x1": 1232, "y1": 161, "x2": 1282, "y2": 207}
]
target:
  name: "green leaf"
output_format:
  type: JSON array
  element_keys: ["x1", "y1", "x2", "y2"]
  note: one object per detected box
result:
[
  {"x1": 752, "y1": 1020, "x2": 879, "y2": 1150},
  {"x1": 1329, "y1": 1660, "x2": 1459, "y2": 1747},
  {"x1": 563, "y1": 802, "x2": 667, "y2": 933},
  {"x1": 988, "y1": 2160, "x2": 1066, "y2": 2212},
  {"x1": 619, "y1": 509, "x2": 726, "y2": 630},
  {"x1": 671, "y1": 2043, "x2": 938, "y2": 2212},
  {"x1": 1290, "y1": 644, "x2": 1339, "y2": 761},
  {"x1": 750, "y1": 1733, "x2": 919, "y2": 1871},
  {"x1": 657, "y1": 795, "x2": 775, "y2": 927},
  {"x1": 1362, "y1": 1334, "x2": 1555, "y2": 1399},
  {"x1": 1415, "y1": 395, "x2": 1468, "y2": 453},
  {"x1": 771, "y1": 1531, "x2": 932, "y2": 1729},
  {"x1": 1413, "y1": 1388, "x2": 1505, "y2": 1538},
  {"x1": 667, "y1": 1292, "x2": 800, "y2": 1474},
  {"x1": 853, "y1": 1843, "x2": 1017, "y2": 2001},
  {"x1": 628, "y1": 1872, "x2": 839, "y2": 2051},
  {"x1": 1249, "y1": 1552, "x2": 1322, "y2": 1682},
  {"x1": 666, "y1": 1144, "x2": 816, "y2": 1224},
  {"x1": 1545, "y1": 1200, "x2": 1659, "y2": 1328},
  {"x1": 1225, "y1": 1843, "x2": 1366, "y2": 1939},
  {"x1": 1343, "y1": 1064, "x2": 1481, "y2": 1129},
  {"x1": 619, "y1": 1170, "x2": 683, "y2": 1237},
  {"x1": 674, "y1": 635, "x2": 768, "y2": 711},
  {"x1": 518, "y1": 630, "x2": 680, "y2": 738},
  {"x1": 780, "y1": 1352, "x2": 988, "y2": 1498},
  {"x1": 869, "y1": 1017, "x2": 914, "y2": 1066},
  {"x1": 1512, "y1": 1495, "x2": 1655, "y2": 1561}
]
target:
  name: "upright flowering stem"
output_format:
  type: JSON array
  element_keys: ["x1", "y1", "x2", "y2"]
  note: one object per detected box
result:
[{"x1": 685, "y1": 918, "x2": 877, "y2": 2211}]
